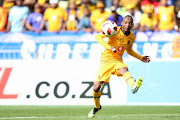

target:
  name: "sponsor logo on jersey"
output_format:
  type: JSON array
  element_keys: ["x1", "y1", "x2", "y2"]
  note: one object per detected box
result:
[{"x1": 118, "y1": 46, "x2": 123, "y2": 51}]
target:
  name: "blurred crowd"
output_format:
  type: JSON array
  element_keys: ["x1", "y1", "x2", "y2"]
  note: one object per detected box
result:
[{"x1": 0, "y1": 0, "x2": 179, "y2": 35}]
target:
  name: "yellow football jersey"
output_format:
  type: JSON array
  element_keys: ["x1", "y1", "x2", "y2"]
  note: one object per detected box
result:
[
  {"x1": 140, "y1": 13, "x2": 158, "y2": 28},
  {"x1": 95, "y1": 27, "x2": 142, "y2": 63},
  {"x1": 158, "y1": 5, "x2": 175, "y2": 30},
  {"x1": 66, "y1": 10, "x2": 79, "y2": 30},
  {"x1": 43, "y1": 7, "x2": 67, "y2": 31},
  {"x1": 90, "y1": 10, "x2": 110, "y2": 31}
]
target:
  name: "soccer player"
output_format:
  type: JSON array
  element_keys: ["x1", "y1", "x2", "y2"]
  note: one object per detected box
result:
[{"x1": 88, "y1": 15, "x2": 150, "y2": 118}]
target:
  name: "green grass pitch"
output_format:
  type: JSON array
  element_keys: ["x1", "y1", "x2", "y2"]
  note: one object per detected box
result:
[{"x1": 0, "y1": 106, "x2": 180, "y2": 120}]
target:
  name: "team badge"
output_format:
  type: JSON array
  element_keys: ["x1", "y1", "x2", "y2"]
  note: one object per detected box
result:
[{"x1": 118, "y1": 46, "x2": 123, "y2": 51}]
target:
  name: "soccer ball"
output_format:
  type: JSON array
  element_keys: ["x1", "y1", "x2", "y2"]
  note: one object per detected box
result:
[{"x1": 101, "y1": 20, "x2": 118, "y2": 37}]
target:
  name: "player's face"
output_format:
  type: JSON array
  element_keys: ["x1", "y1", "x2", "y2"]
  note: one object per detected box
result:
[{"x1": 121, "y1": 17, "x2": 133, "y2": 32}]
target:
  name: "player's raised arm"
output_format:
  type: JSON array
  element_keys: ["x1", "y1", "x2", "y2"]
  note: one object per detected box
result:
[
  {"x1": 95, "y1": 20, "x2": 119, "y2": 53},
  {"x1": 126, "y1": 46, "x2": 150, "y2": 63},
  {"x1": 95, "y1": 33, "x2": 117, "y2": 53},
  {"x1": 95, "y1": 33, "x2": 111, "y2": 49},
  {"x1": 126, "y1": 45, "x2": 150, "y2": 63},
  {"x1": 126, "y1": 46, "x2": 142, "y2": 61}
]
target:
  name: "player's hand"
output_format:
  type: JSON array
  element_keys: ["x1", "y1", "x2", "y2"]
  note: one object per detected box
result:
[
  {"x1": 142, "y1": 56, "x2": 150, "y2": 63},
  {"x1": 109, "y1": 47, "x2": 116, "y2": 53}
]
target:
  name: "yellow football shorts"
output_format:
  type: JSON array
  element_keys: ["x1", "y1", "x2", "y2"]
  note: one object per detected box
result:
[{"x1": 94, "y1": 61, "x2": 127, "y2": 83}]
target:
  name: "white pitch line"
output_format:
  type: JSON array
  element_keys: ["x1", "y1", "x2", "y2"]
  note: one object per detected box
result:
[
  {"x1": 0, "y1": 116, "x2": 87, "y2": 119},
  {"x1": 0, "y1": 114, "x2": 180, "y2": 119},
  {"x1": 0, "y1": 117, "x2": 56, "y2": 119}
]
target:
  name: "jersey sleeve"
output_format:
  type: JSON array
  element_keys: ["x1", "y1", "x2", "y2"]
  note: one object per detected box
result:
[
  {"x1": 152, "y1": 14, "x2": 158, "y2": 25},
  {"x1": 43, "y1": 9, "x2": 49, "y2": 20},
  {"x1": 90, "y1": 11, "x2": 96, "y2": 22},
  {"x1": 171, "y1": 6, "x2": 175, "y2": 16},
  {"x1": 23, "y1": 7, "x2": 29, "y2": 19},
  {"x1": 8, "y1": 7, "x2": 13, "y2": 21},
  {"x1": 126, "y1": 48, "x2": 142, "y2": 61},
  {"x1": 95, "y1": 33, "x2": 111, "y2": 49},
  {"x1": 62, "y1": 9, "x2": 67, "y2": 21},
  {"x1": 126, "y1": 36, "x2": 142, "y2": 61},
  {"x1": 26, "y1": 13, "x2": 32, "y2": 24}
]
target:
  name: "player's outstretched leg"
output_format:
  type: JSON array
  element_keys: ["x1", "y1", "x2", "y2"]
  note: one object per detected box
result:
[
  {"x1": 132, "y1": 77, "x2": 143, "y2": 94},
  {"x1": 119, "y1": 67, "x2": 143, "y2": 94},
  {"x1": 88, "y1": 82, "x2": 102, "y2": 118}
]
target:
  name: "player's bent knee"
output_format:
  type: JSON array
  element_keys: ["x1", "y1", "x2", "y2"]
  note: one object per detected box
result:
[
  {"x1": 93, "y1": 82, "x2": 101, "y2": 92},
  {"x1": 118, "y1": 67, "x2": 128, "y2": 76},
  {"x1": 93, "y1": 86, "x2": 100, "y2": 92}
]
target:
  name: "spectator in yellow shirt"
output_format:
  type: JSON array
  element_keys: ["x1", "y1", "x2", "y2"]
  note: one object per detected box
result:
[
  {"x1": 37, "y1": 0, "x2": 67, "y2": 33},
  {"x1": 66, "y1": 1, "x2": 79, "y2": 31},
  {"x1": 90, "y1": 2, "x2": 110, "y2": 32},
  {"x1": 140, "y1": 4, "x2": 158, "y2": 32},
  {"x1": 156, "y1": 0, "x2": 177, "y2": 31}
]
